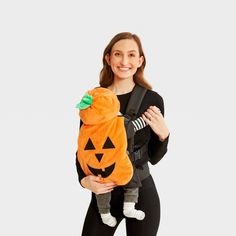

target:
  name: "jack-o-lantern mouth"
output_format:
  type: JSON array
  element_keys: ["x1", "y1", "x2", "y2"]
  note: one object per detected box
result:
[{"x1": 87, "y1": 163, "x2": 116, "y2": 178}]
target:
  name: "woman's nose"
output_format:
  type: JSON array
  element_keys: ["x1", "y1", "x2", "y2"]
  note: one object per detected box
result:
[{"x1": 121, "y1": 55, "x2": 129, "y2": 65}]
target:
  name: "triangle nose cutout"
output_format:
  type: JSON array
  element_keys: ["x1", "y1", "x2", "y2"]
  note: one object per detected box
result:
[{"x1": 95, "y1": 153, "x2": 103, "y2": 162}]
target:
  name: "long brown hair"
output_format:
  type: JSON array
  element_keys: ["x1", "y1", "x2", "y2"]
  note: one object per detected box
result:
[{"x1": 99, "y1": 32, "x2": 152, "y2": 90}]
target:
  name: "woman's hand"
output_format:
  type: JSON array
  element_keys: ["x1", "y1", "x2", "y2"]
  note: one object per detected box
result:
[
  {"x1": 81, "y1": 175, "x2": 117, "y2": 194},
  {"x1": 142, "y1": 106, "x2": 170, "y2": 141}
]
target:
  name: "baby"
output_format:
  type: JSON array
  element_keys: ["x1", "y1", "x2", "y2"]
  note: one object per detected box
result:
[{"x1": 76, "y1": 87, "x2": 148, "y2": 227}]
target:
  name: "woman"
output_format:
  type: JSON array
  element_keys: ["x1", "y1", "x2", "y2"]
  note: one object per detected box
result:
[{"x1": 76, "y1": 32, "x2": 170, "y2": 235}]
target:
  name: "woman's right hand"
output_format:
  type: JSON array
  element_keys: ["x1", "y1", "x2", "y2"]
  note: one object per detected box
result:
[{"x1": 80, "y1": 175, "x2": 117, "y2": 195}]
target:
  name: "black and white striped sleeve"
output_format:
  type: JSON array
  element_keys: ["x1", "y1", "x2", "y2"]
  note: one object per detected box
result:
[{"x1": 131, "y1": 117, "x2": 148, "y2": 132}]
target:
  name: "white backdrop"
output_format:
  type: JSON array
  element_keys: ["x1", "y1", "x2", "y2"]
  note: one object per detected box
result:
[{"x1": 0, "y1": 0, "x2": 235, "y2": 235}]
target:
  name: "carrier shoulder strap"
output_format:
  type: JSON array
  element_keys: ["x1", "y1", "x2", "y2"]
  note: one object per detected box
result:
[
  {"x1": 125, "y1": 84, "x2": 149, "y2": 170},
  {"x1": 125, "y1": 84, "x2": 147, "y2": 119}
]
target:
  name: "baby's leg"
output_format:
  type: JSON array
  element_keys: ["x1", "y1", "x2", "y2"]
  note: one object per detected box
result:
[
  {"x1": 123, "y1": 188, "x2": 145, "y2": 220},
  {"x1": 96, "y1": 192, "x2": 117, "y2": 227}
]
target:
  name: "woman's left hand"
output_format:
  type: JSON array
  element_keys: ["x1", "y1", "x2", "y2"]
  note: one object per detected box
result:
[{"x1": 142, "y1": 106, "x2": 170, "y2": 142}]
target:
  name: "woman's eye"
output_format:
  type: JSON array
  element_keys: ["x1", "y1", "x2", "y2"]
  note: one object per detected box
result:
[
  {"x1": 129, "y1": 54, "x2": 135, "y2": 57},
  {"x1": 114, "y1": 52, "x2": 120, "y2": 56}
]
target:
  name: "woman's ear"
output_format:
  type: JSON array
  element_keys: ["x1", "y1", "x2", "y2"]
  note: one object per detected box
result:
[
  {"x1": 138, "y1": 56, "x2": 144, "y2": 68},
  {"x1": 105, "y1": 54, "x2": 110, "y2": 65}
]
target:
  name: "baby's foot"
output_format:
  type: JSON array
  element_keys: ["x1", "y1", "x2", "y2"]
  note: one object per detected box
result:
[
  {"x1": 101, "y1": 213, "x2": 117, "y2": 227},
  {"x1": 123, "y1": 202, "x2": 145, "y2": 220}
]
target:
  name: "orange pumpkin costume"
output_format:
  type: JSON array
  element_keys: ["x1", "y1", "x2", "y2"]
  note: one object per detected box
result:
[{"x1": 77, "y1": 87, "x2": 133, "y2": 186}]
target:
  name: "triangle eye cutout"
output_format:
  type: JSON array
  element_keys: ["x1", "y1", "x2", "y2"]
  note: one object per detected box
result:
[
  {"x1": 102, "y1": 137, "x2": 115, "y2": 149},
  {"x1": 84, "y1": 138, "x2": 95, "y2": 150}
]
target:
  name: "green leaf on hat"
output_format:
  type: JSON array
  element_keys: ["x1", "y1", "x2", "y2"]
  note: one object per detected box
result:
[{"x1": 75, "y1": 94, "x2": 93, "y2": 110}]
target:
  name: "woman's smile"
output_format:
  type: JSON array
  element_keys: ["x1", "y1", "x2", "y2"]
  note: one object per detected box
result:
[{"x1": 118, "y1": 66, "x2": 131, "y2": 71}]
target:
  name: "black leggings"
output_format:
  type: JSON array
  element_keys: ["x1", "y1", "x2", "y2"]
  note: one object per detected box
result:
[{"x1": 81, "y1": 175, "x2": 161, "y2": 236}]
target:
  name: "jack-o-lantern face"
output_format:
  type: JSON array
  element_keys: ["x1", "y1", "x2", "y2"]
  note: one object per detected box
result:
[
  {"x1": 77, "y1": 117, "x2": 133, "y2": 185},
  {"x1": 85, "y1": 136, "x2": 116, "y2": 178}
]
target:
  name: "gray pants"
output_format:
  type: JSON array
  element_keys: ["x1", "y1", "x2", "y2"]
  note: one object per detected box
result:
[{"x1": 96, "y1": 188, "x2": 139, "y2": 214}]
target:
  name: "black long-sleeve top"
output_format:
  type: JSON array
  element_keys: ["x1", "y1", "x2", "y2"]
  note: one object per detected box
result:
[{"x1": 75, "y1": 89, "x2": 170, "y2": 185}]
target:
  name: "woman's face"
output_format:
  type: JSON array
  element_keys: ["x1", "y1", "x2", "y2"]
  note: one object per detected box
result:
[{"x1": 105, "y1": 39, "x2": 144, "y2": 81}]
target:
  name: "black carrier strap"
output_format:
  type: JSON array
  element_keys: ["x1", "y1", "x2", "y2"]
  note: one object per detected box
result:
[
  {"x1": 125, "y1": 84, "x2": 147, "y2": 119},
  {"x1": 125, "y1": 84, "x2": 149, "y2": 170}
]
